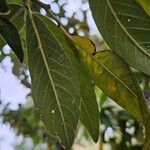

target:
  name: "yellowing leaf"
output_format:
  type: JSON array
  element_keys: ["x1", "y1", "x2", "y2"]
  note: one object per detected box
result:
[{"x1": 72, "y1": 35, "x2": 96, "y2": 54}]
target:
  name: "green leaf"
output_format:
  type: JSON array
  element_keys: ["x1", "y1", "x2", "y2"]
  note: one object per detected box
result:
[
  {"x1": 8, "y1": 0, "x2": 23, "y2": 4},
  {"x1": 92, "y1": 51, "x2": 143, "y2": 121},
  {"x1": 136, "y1": 0, "x2": 150, "y2": 16},
  {"x1": 69, "y1": 35, "x2": 100, "y2": 142},
  {"x1": 0, "y1": 0, "x2": 10, "y2": 15},
  {"x1": 0, "y1": 16, "x2": 23, "y2": 62},
  {"x1": 89, "y1": 0, "x2": 150, "y2": 75},
  {"x1": 36, "y1": 14, "x2": 100, "y2": 143},
  {"x1": 1, "y1": 4, "x2": 24, "y2": 29},
  {"x1": 26, "y1": 13, "x2": 80, "y2": 148},
  {"x1": 0, "y1": 4, "x2": 24, "y2": 60},
  {"x1": 72, "y1": 34, "x2": 144, "y2": 121},
  {"x1": 79, "y1": 72, "x2": 100, "y2": 143},
  {"x1": 74, "y1": 43, "x2": 150, "y2": 143}
]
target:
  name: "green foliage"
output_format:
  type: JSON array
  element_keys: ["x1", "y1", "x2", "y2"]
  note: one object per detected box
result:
[
  {"x1": 1, "y1": 104, "x2": 60, "y2": 149},
  {"x1": 38, "y1": 14, "x2": 100, "y2": 143},
  {"x1": 0, "y1": 4, "x2": 24, "y2": 50},
  {"x1": 136, "y1": 0, "x2": 150, "y2": 16},
  {"x1": 26, "y1": 13, "x2": 80, "y2": 148},
  {"x1": 1, "y1": 4, "x2": 24, "y2": 29},
  {"x1": 0, "y1": 16, "x2": 23, "y2": 62},
  {"x1": 0, "y1": 0, "x2": 150, "y2": 149},
  {"x1": 88, "y1": 0, "x2": 150, "y2": 75},
  {"x1": 100, "y1": 105, "x2": 144, "y2": 149},
  {"x1": 0, "y1": 0, "x2": 10, "y2": 15},
  {"x1": 71, "y1": 35, "x2": 145, "y2": 121}
]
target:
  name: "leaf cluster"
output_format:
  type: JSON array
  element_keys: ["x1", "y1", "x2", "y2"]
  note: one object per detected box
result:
[{"x1": 0, "y1": 0, "x2": 150, "y2": 149}]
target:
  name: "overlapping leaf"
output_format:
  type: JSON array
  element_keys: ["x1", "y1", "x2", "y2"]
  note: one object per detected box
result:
[
  {"x1": 69, "y1": 36, "x2": 99, "y2": 142},
  {"x1": 79, "y1": 72, "x2": 99, "y2": 143},
  {"x1": 0, "y1": 0, "x2": 10, "y2": 15},
  {"x1": 0, "y1": 16, "x2": 23, "y2": 62},
  {"x1": 89, "y1": 0, "x2": 150, "y2": 75},
  {"x1": 34, "y1": 13, "x2": 100, "y2": 144},
  {"x1": 26, "y1": 13, "x2": 80, "y2": 148},
  {"x1": 1, "y1": 4, "x2": 24, "y2": 29}
]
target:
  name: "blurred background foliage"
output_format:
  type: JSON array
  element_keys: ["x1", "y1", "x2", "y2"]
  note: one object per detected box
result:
[{"x1": 0, "y1": 0, "x2": 150, "y2": 149}]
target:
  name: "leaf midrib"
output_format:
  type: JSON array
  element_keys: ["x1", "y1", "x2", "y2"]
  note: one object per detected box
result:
[
  {"x1": 70, "y1": 37, "x2": 139, "y2": 100},
  {"x1": 28, "y1": 12, "x2": 69, "y2": 146},
  {"x1": 106, "y1": 0, "x2": 150, "y2": 57}
]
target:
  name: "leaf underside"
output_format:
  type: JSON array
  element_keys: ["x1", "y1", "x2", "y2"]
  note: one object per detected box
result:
[
  {"x1": 136, "y1": 0, "x2": 150, "y2": 16},
  {"x1": 89, "y1": 0, "x2": 150, "y2": 75},
  {"x1": 26, "y1": 13, "x2": 80, "y2": 148}
]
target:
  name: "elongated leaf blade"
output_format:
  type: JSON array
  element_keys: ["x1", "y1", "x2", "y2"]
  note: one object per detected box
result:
[
  {"x1": 89, "y1": 0, "x2": 150, "y2": 75},
  {"x1": 26, "y1": 13, "x2": 80, "y2": 148},
  {"x1": 0, "y1": 16, "x2": 23, "y2": 62},
  {"x1": 93, "y1": 51, "x2": 142, "y2": 121},
  {"x1": 0, "y1": 0, "x2": 10, "y2": 15},
  {"x1": 37, "y1": 14, "x2": 100, "y2": 143}
]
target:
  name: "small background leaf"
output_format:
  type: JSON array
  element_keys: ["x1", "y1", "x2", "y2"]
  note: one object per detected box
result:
[
  {"x1": 0, "y1": 4, "x2": 24, "y2": 62},
  {"x1": 0, "y1": 16, "x2": 23, "y2": 62}
]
